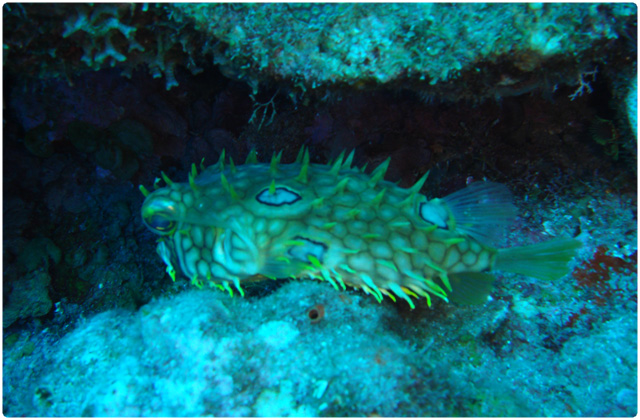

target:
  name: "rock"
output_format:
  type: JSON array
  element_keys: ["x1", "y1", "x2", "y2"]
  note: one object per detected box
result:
[{"x1": 4, "y1": 269, "x2": 53, "y2": 328}]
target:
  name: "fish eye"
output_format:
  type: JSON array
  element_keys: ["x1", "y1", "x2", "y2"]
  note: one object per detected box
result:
[
  {"x1": 141, "y1": 193, "x2": 181, "y2": 236},
  {"x1": 144, "y1": 212, "x2": 176, "y2": 234},
  {"x1": 256, "y1": 186, "x2": 302, "y2": 206}
]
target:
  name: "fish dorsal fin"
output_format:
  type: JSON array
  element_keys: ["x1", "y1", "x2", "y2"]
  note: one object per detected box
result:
[
  {"x1": 447, "y1": 272, "x2": 496, "y2": 305},
  {"x1": 441, "y1": 182, "x2": 517, "y2": 243}
]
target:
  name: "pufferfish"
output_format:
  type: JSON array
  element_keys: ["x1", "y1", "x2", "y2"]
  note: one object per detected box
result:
[{"x1": 140, "y1": 148, "x2": 581, "y2": 308}]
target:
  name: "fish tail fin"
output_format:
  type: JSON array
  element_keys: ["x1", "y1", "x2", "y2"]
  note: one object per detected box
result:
[{"x1": 495, "y1": 238, "x2": 583, "y2": 281}]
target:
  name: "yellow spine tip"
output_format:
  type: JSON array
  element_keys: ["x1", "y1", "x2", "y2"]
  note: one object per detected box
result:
[
  {"x1": 139, "y1": 185, "x2": 150, "y2": 197},
  {"x1": 295, "y1": 151, "x2": 310, "y2": 184},
  {"x1": 295, "y1": 146, "x2": 306, "y2": 163},
  {"x1": 188, "y1": 172, "x2": 198, "y2": 191},
  {"x1": 161, "y1": 171, "x2": 173, "y2": 186},
  {"x1": 329, "y1": 151, "x2": 345, "y2": 175},
  {"x1": 233, "y1": 278, "x2": 245, "y2": 297},
  {"x1": 409, "y1": 171, "x2": 430, "y2": 193},
  {"x1": 399, "y1": 192, "x2": 417, "y2": 207},
  {"x1": 369, "y1": 157, "x2": 391, "y2": 185},
  {"x1": 217, "y1": 149, "x2": 226, "y2": 171},
  {"x1": 335, "y1": 178, "x2": 349, "y2": 195},
  {"x1": 346, "y1": 208, "x2": 361, "y2": 219},
  {"x1": 229, "y1": 156, "x2": 237, "y2": 174},
  {"x1": 371, "y1": 188, "x2": 386, "y2": 207},
  {"x1": 222, "y1": 281, "x2": 234, "y2": 297},
  {"x1": 220, "y1": 173, "x2": 238, "y2": 199},
  {"x1": 245, "y1": 148, "x2": 258, "y2": 164},
  {"x1": 342, "y1": 149, "x2": 355, "y2": 169}
]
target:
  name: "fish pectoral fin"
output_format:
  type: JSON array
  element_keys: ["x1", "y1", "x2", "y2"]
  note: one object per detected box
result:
[
  {"x1": 447, "y1": 272, "x2": 496, "y2": 305},
  {"x1": 441, "y1": 182, "x2": 517, "y2": 243}
]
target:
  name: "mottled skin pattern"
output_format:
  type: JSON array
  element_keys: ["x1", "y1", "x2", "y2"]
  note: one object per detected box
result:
[{"x1": 141, "y1": 149, "x2": 499, "y2": 308}]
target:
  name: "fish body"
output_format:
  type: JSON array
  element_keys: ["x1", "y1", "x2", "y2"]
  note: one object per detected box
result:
[{"x1": 141, "y1": 149, "x2": 581, "y2": 308}]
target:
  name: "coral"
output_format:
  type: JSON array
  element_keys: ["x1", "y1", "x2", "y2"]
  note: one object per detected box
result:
[
  {"x1": 3, "y1": 4, "x2": 204, "y2": 90},
  {"x1": 572, "y1": 245, "x2": 637, "y2": 306},
  {"x1": 568, "y1": 68, "x2": 598, "y2": 101},
  {"x1": 253, "y1": 381, "x2": 316, "y2": 416},
  {"x1": 3, "y1": 4, "x2": 636, "y2": 101},
  {"x1": 61, "y1": 4, "x2": 143, "y2": 69},
  {"x1": 59, "y1": 4, "x2": 200, "y2": 90},
  {"x1": 169, "y1": 3, "x2": 635, "y2": 100},
  {"x1": 7, "y1": 278, "x2": 635, "y2": 417}
]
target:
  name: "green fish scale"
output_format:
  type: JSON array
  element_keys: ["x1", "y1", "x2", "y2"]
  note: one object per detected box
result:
[{"x1": 142, "y1": 156, "x2": 498, "y2": 303}]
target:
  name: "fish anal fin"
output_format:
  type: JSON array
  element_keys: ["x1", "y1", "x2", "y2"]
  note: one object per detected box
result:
[
  {"x1": 262, "y1": 259, "x2": 308, "y2": 279},
  {"x1": 447, "y1": 272, "x2": 496, "y2": 305}
]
